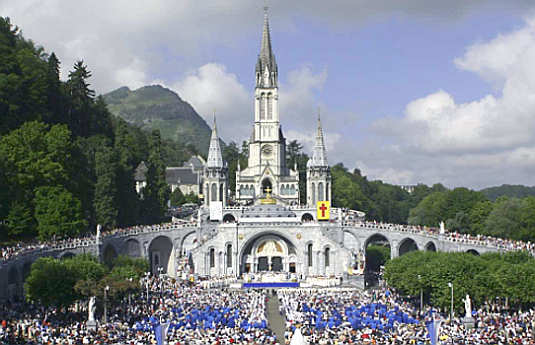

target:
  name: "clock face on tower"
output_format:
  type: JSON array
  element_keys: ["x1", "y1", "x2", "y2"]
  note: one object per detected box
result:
[{"x1": 262, "y1": 144, "x2": 273, "y2": 156}]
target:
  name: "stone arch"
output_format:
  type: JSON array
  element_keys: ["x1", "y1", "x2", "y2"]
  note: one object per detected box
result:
[
  {"x1": 301, "y1": 213, "x2": 314, "y2": 222},
  {"x1": 398, "y1": 238, "x2": 419, "y2": 256},
  {"x1": 467, "y1": 249, "x2": 480, "y2": 256},
  {"x1": 180, "y1": 231, "x2": 197, "y2": 257},
  {"x1": 364, "y1": 233, "x2": 391, "y2": 274},
  {"x1": 343, "y1": 231, "x2": 360, "y2": 251},
  {"x1": 103, "y1": 244, "x2": 118, "y2": 266},
  {"x1": 148, "y1": 236, "x2": 174, "y2": 275},
  {"x1": 59, "y1": 252, "x2": 75, "y2": 259},
  {"x1": 223, "y1": 213, "x2": 236, "y2": 223},
  {"x1": 239, "y1": 230, "x2": 298, "y2": 274},
  {"x1": 124, "y1": 238, "x2": 141, "y2": 257},
  {"x1": 425, "y1": 241, "x2": 437, "y2": 252},
  {"x1": 364, "y1": 233, "x2": 392, "y2": 249}
]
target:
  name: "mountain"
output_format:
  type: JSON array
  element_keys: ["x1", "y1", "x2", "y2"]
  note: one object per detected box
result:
[
  {"x1": 480, "y1": 184, "x2": 535, "y2": 201},
  {"x1": 103, "y1": 85, "x2": 212, "y2": 154}
]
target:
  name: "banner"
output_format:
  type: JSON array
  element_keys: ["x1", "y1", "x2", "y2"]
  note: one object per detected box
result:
[
  {"x1": 317, "y1": 201, "x2": 330, "y2": 220},
  {"x1": 210, "y1": 201, "x2": 223, "y2": 221}
]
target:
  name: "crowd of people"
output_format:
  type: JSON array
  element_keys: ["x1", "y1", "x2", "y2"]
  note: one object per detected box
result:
[
  {"x1": 2, "y1": 274, "x2": 535, "y2": 344},
  {"x1": 278, "y1": 287, "x2": 535, "y2": 344},
  {"x1": 0, "y1": 276, "x2": 278, "y2": 345}
]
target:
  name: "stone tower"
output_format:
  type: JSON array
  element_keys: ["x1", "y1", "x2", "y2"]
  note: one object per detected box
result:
[
  {"x1": 236, "y1": 7, "x2": 299, "y2": 205},
  {"x1": 203, "y1": 117, "x2": 228, "y2": 206},
  {"x1": 307, "y1": 113, "x2": 331, "y2": 206}
]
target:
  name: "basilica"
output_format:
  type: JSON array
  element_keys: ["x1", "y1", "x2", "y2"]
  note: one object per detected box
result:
[
  {"x1": 203, "y1": 8, "x2": 331, "y2": 208},
  {"x1": 183, "y1": 8, "x2": 364, "y2": 283}
]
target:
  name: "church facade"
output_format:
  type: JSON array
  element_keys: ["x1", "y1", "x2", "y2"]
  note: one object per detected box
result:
[{"x1": 185, "y1": 8, "x2": 356, "y2": 281}]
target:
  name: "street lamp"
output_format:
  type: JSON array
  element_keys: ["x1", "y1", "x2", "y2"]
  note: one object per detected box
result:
[
  {"x1": 448, "y1": 282, "x2": 454, "y2": 323},
  {"x1": 418, "y1": 274, "x2": 423, "y2": 314},
  {"x1": 103, "y1": 285, "x2": 110, "y2": 324}
]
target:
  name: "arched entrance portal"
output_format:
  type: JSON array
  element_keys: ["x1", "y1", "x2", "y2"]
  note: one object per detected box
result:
[
  {"x1": 240, "y1": 233, "x2": 297, "y2": 276},
  {"x1": 364, "y1": 234, "x2": 391, "y2": 287},
  {"x1": 148, "y1": 236, "x2": 174, "y2": 276},
  {"x1": 261, "y1": 178, "x2": 272, "y2": 195}
]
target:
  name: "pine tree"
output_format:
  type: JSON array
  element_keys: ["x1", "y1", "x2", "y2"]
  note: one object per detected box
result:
[
  {"x1": 94, "y1": 145, "x2": 119, "y2": 229},
  {"x1": 142, "y1": 130, "x2": 170, "y2": 224},
  {"x1": 66, "y1": 60, "x2": 95, "y2": 137}
]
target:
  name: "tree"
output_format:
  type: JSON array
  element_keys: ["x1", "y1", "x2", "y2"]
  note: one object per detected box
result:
[
  {"x1": 223, "y1": 141, "x2": 240, "y2": 194},
  {"x1": 408, "y1": 191, "x2": 448, "y2": 226},
  {"x1": 142, "y1": 130, "x2": 170, "y2": 224},
  {"x1": 34, "y1": 186, "x2": 87, "y2": 240},
  {"x1": 66, "y1": 60, "x2": 95, "y2": 137},
  {"x1": 6, "y1": 200, "x2": 35, "y2": 238},
  {"x1": 469, "y1": 201, "x2": 493, "y2": 235},
  {"x1": 25, "y1": 257, "x2": 78, "y2": 308},
  {"x1": 484, "y1": 197, "x2": 525, "y2": 239},
  {"x1": 94, "y1": 145, "x2": 119, "y2": 229}
]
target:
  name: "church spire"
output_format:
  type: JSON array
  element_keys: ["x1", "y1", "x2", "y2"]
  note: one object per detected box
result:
[
  {"x1": 207, "y1": 113, "x2": 223, "y2": 168},
  {"x1": 310, "y1": 109, "x2": 328, "y2": 167},
  {"x1": 256, "y1": 6, "x2": 277, "y2": 87}
]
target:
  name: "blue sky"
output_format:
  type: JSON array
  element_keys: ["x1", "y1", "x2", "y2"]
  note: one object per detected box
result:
[{"x1": 2, "y1": 0, "x2": 535, "y2": 189}]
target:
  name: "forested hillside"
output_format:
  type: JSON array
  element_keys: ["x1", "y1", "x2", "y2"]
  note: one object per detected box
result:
[
  {"x1": 480, "y1": 184, "x2": 535, "y2": 201},
  {"x1": 104, "y1": 85, "x2": 212, "y2": 154},
  {"x1": 0, "y1": 17, "x2": 186, "y2": 242}
]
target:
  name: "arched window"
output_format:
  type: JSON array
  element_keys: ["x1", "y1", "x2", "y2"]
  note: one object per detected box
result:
[
  {"x1": 209, "y1": 248, "x2": 215, "y2": 268},
  {"x1": 260, "y1": 93, "x2": 266, "y2": 120},
  {"x1": 219, "y1": 184, "x2": 224, "y2": 202},
  {"x1": 326, "y1": 183, "x2": 329, "y2": 201},
  {"x1": 226, "y1": 244, "x2": 232, "y2": 268},
  {"x1": 318, "y1": 182, "x2": 324, "y2": 202},
  {"x1": 291, "y1": 185, "x2": 296, "y2": 195},
  {"x1": 311, "y1": 183, "x2": 316, "y2": 204},
  {"x1": 267, "y1": 93, "x2": 273, "y2": 120},
  {"x1": 325, "y1": 247, "x2": 330, "y2": 267},
  {"x1": 211, "y1": 183, "x2": 217, "y2": 202},
  {"x1": 205, "y1": 184, "x2": 210, "y2": 202},
  {"x1": 307, "y1": 244, "x2": 313, "y2": 267}
]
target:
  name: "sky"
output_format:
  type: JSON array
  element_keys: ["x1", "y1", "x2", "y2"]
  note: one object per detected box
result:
[{"x1": 2, "y1": 0, "x2": 535, "y2": 189}]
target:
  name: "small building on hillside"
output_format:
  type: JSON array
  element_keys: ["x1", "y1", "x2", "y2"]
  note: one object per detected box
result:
[{"x1": 134, "y1": 155, "x2": 206, "y2": 197}]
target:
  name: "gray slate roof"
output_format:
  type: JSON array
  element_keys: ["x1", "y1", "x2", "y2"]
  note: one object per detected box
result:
[{"x1": 166, "y1": 167, "x2": 199, "y2": 185}]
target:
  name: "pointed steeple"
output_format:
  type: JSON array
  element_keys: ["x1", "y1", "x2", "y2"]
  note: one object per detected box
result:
[
  {"x1": 256, "y1": 6, "x2": 278, "y2": 86},
  {"x1": 207, "y1": 114, "x2": 223, "y2": 168},
  {"x1": 310, "y1": 109, "x2": 328, "y2": 167}
]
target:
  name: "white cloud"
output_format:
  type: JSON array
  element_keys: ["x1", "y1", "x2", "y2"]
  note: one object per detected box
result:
[
  {"x1": 1, "y1": 0, "x2": 530, "y2": 93},
  {"x1": 170, "y1": 63, "x2": 250, "y2": 142},
  {"x1": 368, "y1": 16, "x2": 535, "y2": 187}
]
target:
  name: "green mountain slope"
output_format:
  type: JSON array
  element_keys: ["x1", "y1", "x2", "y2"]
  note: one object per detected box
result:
[
  {"x1": 480, "y1": 184, "x2": 535, "y2": 201},
  {"x1": 104, "y1": 85, "x2": 211, "y2": 153}
]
